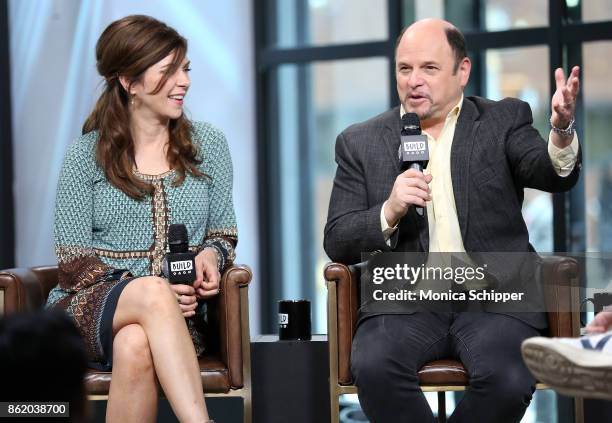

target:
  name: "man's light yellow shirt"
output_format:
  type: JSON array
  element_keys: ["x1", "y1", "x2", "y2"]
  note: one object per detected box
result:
[{"x1": 381, "y1": 96, "x2": 579, "y2": 251}]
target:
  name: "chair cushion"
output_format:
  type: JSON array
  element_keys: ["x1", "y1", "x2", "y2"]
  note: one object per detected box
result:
[
  {"x1": 418, "y1": 359, "x2": 468, "y2": 386},
  {"x1": 85, "y1": 355, "x2": 230, "y2": 395}
]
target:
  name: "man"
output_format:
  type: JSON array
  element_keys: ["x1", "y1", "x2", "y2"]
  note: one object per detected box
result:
[{"x1": 324, "y1": 19, "x2": 581, "y2": 422}]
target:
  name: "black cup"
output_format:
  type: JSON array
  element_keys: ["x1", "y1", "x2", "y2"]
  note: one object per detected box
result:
[
  {"x1": 278, "y1": 300, "x2": 311, "y2": 341},
  {"x1": 584, "y1": 292, "x2": 612, "y2": 313}
]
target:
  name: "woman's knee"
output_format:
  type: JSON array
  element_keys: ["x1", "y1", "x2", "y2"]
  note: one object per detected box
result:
[
  {"x1": 124, "y1": 276, "x2": 177, "y2": 312},
  {"x1": 113, "y1": 324, "x2": 154, "y2": 375}
]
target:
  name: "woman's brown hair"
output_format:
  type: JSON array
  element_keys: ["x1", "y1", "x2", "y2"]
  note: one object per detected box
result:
[{"x1": 83, "y1": 15, "x2": 204, "y2": 200}]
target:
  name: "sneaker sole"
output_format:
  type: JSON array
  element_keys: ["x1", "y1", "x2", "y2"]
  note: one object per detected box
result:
[{"x1": 521, "y1": 337, "x2": 612, "y2": 400}]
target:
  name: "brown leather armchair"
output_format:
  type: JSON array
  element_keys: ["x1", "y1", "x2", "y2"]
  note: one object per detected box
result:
[
  {"x1": 0, "y1": 264, "x2": 253, "y2": 423},
  {"x1": 324, "y1": 256, "x2": 582, "y2": 423}
]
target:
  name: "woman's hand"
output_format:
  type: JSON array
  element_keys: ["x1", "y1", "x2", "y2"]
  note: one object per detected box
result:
[
  {"x1": 169, "y1": 283, "x2": 198, "y2": 318},
  {"x1": 194, "y1": 247, "x2": 221, "y2": 299}
]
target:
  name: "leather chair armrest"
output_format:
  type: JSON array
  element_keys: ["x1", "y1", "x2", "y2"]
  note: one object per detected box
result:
[
  {"x1": 0, "y1": 268, "x2": 49, "y2": 314},
  {"x1": 324, "y1": 262, "x2": 359, "y2": 385},
  {"x1": 541, "y1": 255, "x2": 579, "y2": 337},
  {"x1": 217, "y1": 264, "x2": 252, "y2": 389}
]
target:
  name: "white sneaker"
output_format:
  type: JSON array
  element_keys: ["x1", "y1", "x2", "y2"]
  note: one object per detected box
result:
[{"x1": 521, "y1": 331, "x2": 612, "y2": 400}]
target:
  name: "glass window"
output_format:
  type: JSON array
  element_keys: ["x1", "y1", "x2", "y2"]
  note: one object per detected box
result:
[
  {"x1": 278, "y1": 58, "x2": 390, "y2": 332},
  {"x1": 582, "y1": 0, "x2": 612, "y2": 23},
  {"x1": 582, "y1": 42, "x2": 612, "y2": 309},
  {"x1": 271, "y1": 0, "x2": 388, "y2": 48},
  {"x1": 414, "y1": 0, "x2": 445, "y2": 21},
  {"x1": 485, "y1": 46, "x2": 553, "y2": 252},
  {"x1": 404, "y1": 0, "x2": 549, "y2": 31},
  {"x1": 483, "y1": 0, "x2": 548, "y2": 31},
  {"x1": 407, "y1": 0, "x2": 483, "y2": 30},
  {"x1": 584, "y1": 41, "x2": 612, "y2": 254}
]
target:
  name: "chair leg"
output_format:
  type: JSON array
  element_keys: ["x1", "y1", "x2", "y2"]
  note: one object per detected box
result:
[
  {"x1": 330, "y1": 391, "x2": 340, "y2": 423},
  {"x1": 574, "y1": 397, "x2": 584, "y2": 423},
  {"x1": 437, "y1": 391, "x2": 447, "y2": 423},
  {"x1": 243, "y1": 392, "x2": 252, "y2": 423}
]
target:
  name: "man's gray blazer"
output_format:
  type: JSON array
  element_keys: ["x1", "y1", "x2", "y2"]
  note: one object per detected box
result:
[{"x1": 323, "y1": 96, "x2": 581, "y2": 329}]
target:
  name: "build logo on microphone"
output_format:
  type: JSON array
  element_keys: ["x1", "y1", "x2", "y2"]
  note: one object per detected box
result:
[
  {"x1": 171, "y1": 260, "x2": 194, "y2": 273},
  {"x1": 403, "y1": 140, "x2": 427, "y2": 153}
]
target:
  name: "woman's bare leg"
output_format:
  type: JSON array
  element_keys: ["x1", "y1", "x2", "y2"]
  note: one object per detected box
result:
[
  {"x1": 112, "y1": 276, "x2": 209, "y2": 423},
  {"x1": 107, "y1": 324, "x2": 159, "y2": 423}
]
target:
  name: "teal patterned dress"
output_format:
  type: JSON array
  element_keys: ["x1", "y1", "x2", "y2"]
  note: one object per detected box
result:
[{"x1": 46, "y1": 121, "x2": 237, "y2": 370}]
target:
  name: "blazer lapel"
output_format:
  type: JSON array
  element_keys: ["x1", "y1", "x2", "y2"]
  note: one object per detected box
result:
[
  {"x1": 383, "y1": 106, "x2": 402, "y2": 173},
  {"x1": 451, "y1": 97, "x2": 481, "y2": 241}
]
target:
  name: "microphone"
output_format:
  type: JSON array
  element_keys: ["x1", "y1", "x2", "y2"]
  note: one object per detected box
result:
[
  {"x1": 399, "y1": 112, "x2": 429, "y2": 216},
  {"x1": 162, "y1": 223, "x2": 196, "y2": 284}
]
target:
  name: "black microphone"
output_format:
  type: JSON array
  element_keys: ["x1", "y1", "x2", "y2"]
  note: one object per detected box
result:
[
  {"x1": 162, "y1": 224, "x2": 196, "y2": 284},
  {"x1": 399, "y1": 112, "x2": 429, "y2": 216}
]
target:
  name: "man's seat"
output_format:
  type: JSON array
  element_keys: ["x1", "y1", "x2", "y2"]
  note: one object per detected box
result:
[
  {"x1": 324, "y1": 255, "x2": 582, "y2": 423},
  {"x1": 0, "y1": 264, "x2": 253, "y2": 423}
]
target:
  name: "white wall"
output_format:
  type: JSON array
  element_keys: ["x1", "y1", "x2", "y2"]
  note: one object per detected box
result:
[{"x1": 9, "y1": 0, "x2": 260, "y2": 334}]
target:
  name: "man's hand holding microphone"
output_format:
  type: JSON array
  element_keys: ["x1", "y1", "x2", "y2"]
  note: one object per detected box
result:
[
  {"x1": 384, "y1": 112, "x2": 431, "y2": 227},
  {"x1": 384, "y1": 168, "x2": 432, "y2": 227}
]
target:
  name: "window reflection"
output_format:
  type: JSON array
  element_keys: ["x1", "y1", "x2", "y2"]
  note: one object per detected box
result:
[
  {"x1": 483, "y1": 0, "x2": 548, "y2": 30},
  {"x1": 583, "y1": 42, "x2": 612, "y2": 303},
  {"x1": 272, "y1": 0, "x2": 387, "y2": 47},
  {"x1": 582, "y1": 0, "x2": 612, "y2": 23},
  {"x1": 278, "y1": 58, "x2": 389, "y2": 332},
  {"x1": 485, "y1": 46, "x2": 552, "y2": 252}
]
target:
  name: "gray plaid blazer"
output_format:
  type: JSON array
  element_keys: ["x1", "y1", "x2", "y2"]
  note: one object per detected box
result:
[{"x1": 323, "y1": 96, "x2": 581, "y2": 328}]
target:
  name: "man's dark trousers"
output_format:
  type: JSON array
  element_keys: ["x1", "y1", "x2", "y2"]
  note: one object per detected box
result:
[{"x1": 351, "y1": 312, "x2": 540, "y2": 423}]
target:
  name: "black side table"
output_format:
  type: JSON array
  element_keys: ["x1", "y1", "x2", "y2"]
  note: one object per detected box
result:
[{"x1": 251, "y1": 334, "x2": 331, "y2": 423}]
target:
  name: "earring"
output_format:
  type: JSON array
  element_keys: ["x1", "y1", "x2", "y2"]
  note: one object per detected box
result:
[{"x1": 130, "y1": 94, "x2": 135, "y2": 106}]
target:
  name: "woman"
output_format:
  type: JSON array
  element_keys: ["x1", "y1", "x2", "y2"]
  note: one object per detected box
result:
[{"x1": 46, "y1": 15, "x2": 236, "y2": 423}]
